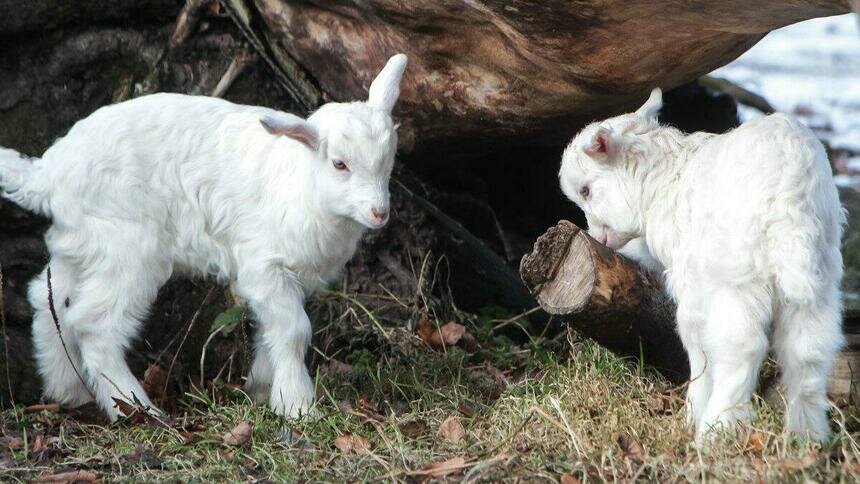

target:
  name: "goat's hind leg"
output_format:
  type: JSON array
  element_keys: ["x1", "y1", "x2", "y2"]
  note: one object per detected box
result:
[
  {"x1": 697, "y1": 286, "x2": 771, "y2": 443},
  {"x1": 29, "y1": 258, "x2": 92, "y2": 406},
  {"x1": 66, "y1": 237, "x2": 171, "y2": 421},
  {"x1": 773, "y1": 298, "x2": 842, "y2": 441}
]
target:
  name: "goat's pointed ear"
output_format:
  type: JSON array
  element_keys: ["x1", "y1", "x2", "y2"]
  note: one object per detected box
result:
[
  {"x1": 260, "y1": 113, "x2": 319, "y2": 150},
  {"x1": 584, "y1": 127, "x2": 615, "y2": 160},
  {"x1": 635, "y1": 88, "x2": 663, "y2": 121},
  {"x1": 367, "y1": 53, "x2": 408, "y2": 114}
]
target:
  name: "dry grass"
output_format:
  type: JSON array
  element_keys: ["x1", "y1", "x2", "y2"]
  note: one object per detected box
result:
[{"x1": 1, "y1": 289, "x2": 859, "y2": 482}]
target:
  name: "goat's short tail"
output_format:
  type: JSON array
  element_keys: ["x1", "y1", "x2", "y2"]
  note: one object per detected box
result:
[{"x1": 0, "y1": 147, "x2": 49, "y2": 216}]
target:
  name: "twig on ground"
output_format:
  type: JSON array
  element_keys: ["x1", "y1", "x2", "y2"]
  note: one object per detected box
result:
[
  {"x1": 46, "y1": 265, "x2": 95, "y2": 401},
  {"x1": 0, "y1": 262, "x2": 13, "y2": 408},
  {"x1": 164, "y1": 285, "x2": 217, "y2": 397},
  {"x1": 211, "y1": 48, "x2": 258, "y2": 97},
  {"x1": 170, "y1": 0, "x2": 213, "y2": 51}
]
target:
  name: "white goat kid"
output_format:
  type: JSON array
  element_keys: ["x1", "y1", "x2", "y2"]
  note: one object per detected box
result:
[
  {"x1": 0, "y1": 54, "x2": 408, "y2": 422},
  {"x1": 559, "y1": 89, "x2": 844, "y2": 444}
]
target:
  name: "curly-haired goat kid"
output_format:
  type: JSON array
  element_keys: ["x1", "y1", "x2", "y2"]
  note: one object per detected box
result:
[{"x1": 559, "y1": 89, "x2": 845, "y2": 444}]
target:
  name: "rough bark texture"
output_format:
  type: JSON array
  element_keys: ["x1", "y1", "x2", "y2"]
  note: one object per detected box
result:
[
  {"x1": 520, "y1": 221, "x2": 687, "y2": 381},
  {"x1": 234, "y1": 0, "x2": 850, "y2": 158}
]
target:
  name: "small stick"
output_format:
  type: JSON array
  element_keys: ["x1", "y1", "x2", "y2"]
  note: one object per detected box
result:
[
  {"x1": 0, "y1": 262, "x2": 14, "y2": 407},
  {"x1": 170, "y1": 0, "x2": 212, "y2": 51},
  {"x1": 211, "y1": 49, "x2": 257, "y2": 98},
  {"x1": 163, "y1": 285, "x2": 216, "y2": 397},
  {"x1": 46, "y1": 266, "x2": 95, "y2": 400}
]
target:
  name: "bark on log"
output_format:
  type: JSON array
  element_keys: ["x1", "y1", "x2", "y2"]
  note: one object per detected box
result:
[
  {"x1": 520, "y1": 220, "x2": 688, "y2": 381},
  {"x1": 230, "y1": 0, "x2": 850, "y2": 159}
]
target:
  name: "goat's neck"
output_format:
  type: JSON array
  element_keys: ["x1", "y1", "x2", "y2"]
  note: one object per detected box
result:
[{"x1": 639, "y1": 128, "x2": 710, "y2": 269}]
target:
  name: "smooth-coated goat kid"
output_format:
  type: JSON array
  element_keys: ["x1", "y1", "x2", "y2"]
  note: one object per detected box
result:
[
  {"x1": 559, "y1": 89, "x2": 845, "y2": 444},
  {"x1": 0, "y1": 54, "x2": 408, "y2": 421}
]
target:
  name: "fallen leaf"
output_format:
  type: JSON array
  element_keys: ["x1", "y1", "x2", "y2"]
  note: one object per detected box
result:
[
  {"x1": 781, "y1": 451, "x2": 818, "y2": 471},
  {"x1": 0, "y1": 435, "x2": 24, "y2": 450},
  {"x1": 616, "y1": 433, "x2": 645, "y2": 464},
  {"x1": 422, "y1": 456, "x2": 467, "y2": 478},
  {"x1": 119, "y1": 444, "x2": 162, "y2": 469},
  {"x1": 417, "y1": 316, "x2": 474, "y2": 351},
  {"x1": 323, "y1": 359, "x2": 353, "y2": 376},
  {"x1": 179, "y1": 431, "x2": 201, "y2": 445},
  {"x1": 745, "y1": 432, "x2": 766, "y2": 452},
  {"x1": 334, "y1": 434, "x2": 370, "y2": 455},
  {"x1": 141, "y1": 364, "x2": 167, "y2": 401},
  {"x1": 457, "y1": 402, "x2": 475, "y2": 418},
  {"x1": 24, "y1": 403, "x2": 61, "y2": 414},
  {"x1": 400, "y1": 420, "x2": 428, "y2": 438},
  {"x1": 223, "y1": 421, "x2": 253, "y2": 446},
  {"x1": 31, "y1": 433, "x2": 47, "y2": 453},
  {"x1": 560, "y1": 474, "x2": 581, "y2": 484},
  {"x1": 111, "y1": 398, "x2": 146, "y2": 425},
  {"x1": 843, "y1": 459, "x2": 860, "y2": 474},
  {"x1": 38, "y1": 469, "x2": 98, "y2": 483},
  {"x1": 354, "y1": 396, "x2": 385, "y2": 422},
  {"x1": 438, "y1": 416, "x2": 466, "y2": 444}
]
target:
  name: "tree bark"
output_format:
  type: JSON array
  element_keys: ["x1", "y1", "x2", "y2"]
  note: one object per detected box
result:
[
  {"x1": 230, "y1": 0, "x2": 850, "y2": 160},
  {"x1": 519, "y1": 220, "x2": 688, "y2": 381}
]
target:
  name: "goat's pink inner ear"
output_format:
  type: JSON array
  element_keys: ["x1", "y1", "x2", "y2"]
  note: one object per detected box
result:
[{"x1": 585, "y1": 130, "x2": 610, "y2": 157}]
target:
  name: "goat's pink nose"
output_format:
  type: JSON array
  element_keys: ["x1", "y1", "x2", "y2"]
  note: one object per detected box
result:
[{"x1": 372, "y1": 207, "x2": 389, "y2": 221}]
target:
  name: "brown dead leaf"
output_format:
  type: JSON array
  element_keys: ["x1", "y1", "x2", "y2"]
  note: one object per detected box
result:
[
  {"x1": 354, "y1": 396, "x2": 385, "y2": 422},
  {"x1": 421, "y1": 456, "x2": 467, "y2": 478},
  {"x1": 334, "y1": 434, "x2": 370, "y2": 455},
  {"x1": 111, "y1": 398, "x2": 146, "y2": 425},
  {"x1": 31, "y1": 433, "x2": 47, "y2": 453},
  {"x1": 560, "y1": 474, "x2": 581, "y2": 484},
  {"x1": 781, "y1": 451, "x2": 818, "y2": 471},
  {"x1": 222, "y1": 421, "x2": 253, "y2": 446},
  {"x1": 179, "y1": 431, "x2": 201, "y2": 445},
  {"x1": 616, "y1": 433, "x2": 645, "y2": 464},
  {"x1": 745, "y1": 432, "x2": 767, "y2": 452},
  {"x1": 400, "y1": 420, "x2": 428, "y2": 438},
  {"x1": 417, "y1": 316, "x2": 475, "y2": 351},
  {"x1": 38, "y1": 469, "x2": 98, "y2": 483},
  {"x1": 457, "y1": 402, "x2": 475, "y2": 418},
  {"x1": 141, "y1": 363, "x2": 167, "y2": 401},
  {"x1": 24, "y1": 403, "x2": 61, "y2": 414},
  {"x1": 0, "y1": 435, "x2": 24, "y2": 450},
  {"x1": 438, "y1": 416, "x2": 466, "y2": 444},
  {"x1": 323, "y1": 359, "x2": 353, "y2": 376}
]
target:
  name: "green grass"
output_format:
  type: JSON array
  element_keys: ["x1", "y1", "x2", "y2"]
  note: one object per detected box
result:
[{"x1": 1, "y1": 294, "x2": 859, "y2": 482}]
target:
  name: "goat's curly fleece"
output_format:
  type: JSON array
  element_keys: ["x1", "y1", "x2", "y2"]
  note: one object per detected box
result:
[
  {"x1": 0, "y1": 54, "x2": 408, "y2": 421},
  {"x1": 560, "y1": 89, "x2": 845, "y2": 444}
]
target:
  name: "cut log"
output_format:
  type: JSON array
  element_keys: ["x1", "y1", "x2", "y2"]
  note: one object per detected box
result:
[
  {"x1": 522, "y1": 220, "x2": 860, "y2": 405},
  {"x1": 520, "y1": 220, "x2": 687, "y2": 381}
]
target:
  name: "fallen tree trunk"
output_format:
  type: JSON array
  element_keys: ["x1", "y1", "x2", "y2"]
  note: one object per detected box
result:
[
  {"x1": 227, "y1": 0, "x2": 850, "y2": 160},
  {"x1": 519, "y1": 220, "x2": 688, "y2": 381}
]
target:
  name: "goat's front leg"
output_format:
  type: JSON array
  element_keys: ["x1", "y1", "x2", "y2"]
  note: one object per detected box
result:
[{"x1": 236, "y1": 269, "x2": 315, "y2": 418}]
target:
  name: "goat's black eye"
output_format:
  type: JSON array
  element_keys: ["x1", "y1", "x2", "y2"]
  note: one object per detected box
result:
[
  {"x1": 579, "y1": 185, "x2": 590, "y2": 199},
  {"x1": 332, "y1": 159, "x2": 349, "y2": 171}
]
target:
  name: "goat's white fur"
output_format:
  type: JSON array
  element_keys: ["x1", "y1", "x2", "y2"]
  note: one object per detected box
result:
[
  {"x1": 560, "y1": 89, "x2": 845, "y2": 444},
  {"x1": 0, "y1": 54, "x2": 408, "y2": 421}
]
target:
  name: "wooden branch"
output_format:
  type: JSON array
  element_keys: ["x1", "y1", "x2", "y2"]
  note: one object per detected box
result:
[
  {"x1": 699, "y1": 75, "x2": 776, "y2": 114},
  {"x1": 520, "y1": 220, "x2": 688, "y2": 382}
]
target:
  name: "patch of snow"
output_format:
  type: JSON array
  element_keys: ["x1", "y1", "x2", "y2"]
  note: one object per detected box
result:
[{"x1": 711, "y1": 14, "x2": 860, "y2": 155}]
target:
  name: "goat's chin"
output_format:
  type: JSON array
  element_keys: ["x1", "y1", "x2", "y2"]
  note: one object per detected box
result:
[{"x1": 355, "y1": 216, "x2": 387, "y2": 230}]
